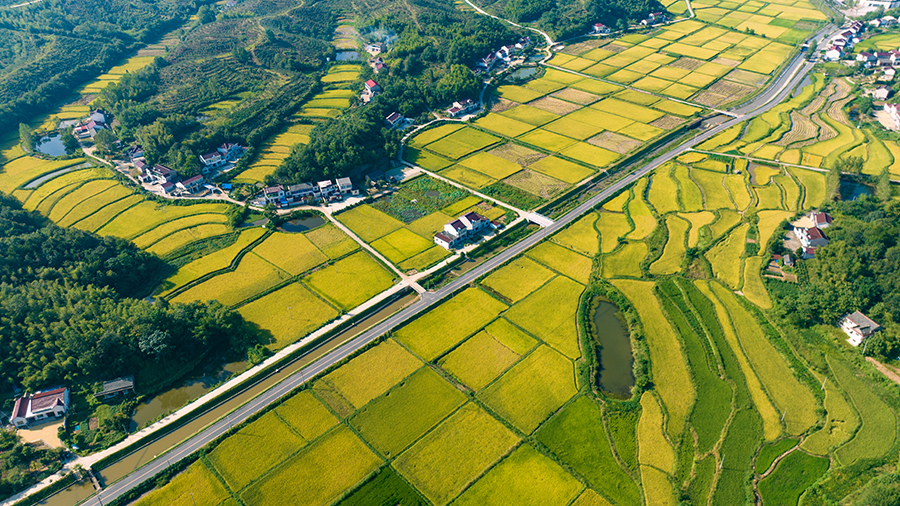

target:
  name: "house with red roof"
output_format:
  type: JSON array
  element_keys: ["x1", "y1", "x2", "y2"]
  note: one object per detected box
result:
[
  {"x1": 11, "y1": 388, "x2": 70, "y2": 428},
  {"x1": 365, "y1": 79, "x2": 382, "y2": 94}
]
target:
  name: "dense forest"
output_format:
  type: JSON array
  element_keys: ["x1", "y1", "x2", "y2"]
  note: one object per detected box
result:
[
  {"x1": 478, "y1": 0, "x2": 664, "y2": 39},
  {"x1": 0, "y1": 0, "x2": 196, "y2": 129},
  {"x1": 0, "y1": 193, "x2": 256, "y2": 395},
  {"x1": 771, "y1": 196, "x2": 900, "y2": 358}
]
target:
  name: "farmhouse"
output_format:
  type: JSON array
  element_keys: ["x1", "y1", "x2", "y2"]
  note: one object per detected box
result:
[
  {"x1": 177, "y1": 175, "x2": 205, "y2": 193},
  {"x1": 160, "y1": 181, "x2": 175, "y2": 194},
  {"x1": 150, "y1": 164, "x2": 178, "y2": 183},
  {"x1": 812, "y1": 211, "x2": 832, "y2": 229},
  {"x1": 874, "y1": 85, "x2": 892, "y2": 100},
  {"x1": 365, "y1": 79, "x2": 382, "y2": 94},
  {"x1": 794, "y1": 225, "x2": 829, "y2": 248},
  {"x1": 94, "y1": 376, "x2": 135, "y2": 400},
  {"x1": 840, "y1": 311, "x2": 882, "y2": 347},
  {"x1": 264, "y1": 185, "x2": 286, "y2": 203},
  {"x1": 385, "y1": 112, "x2": 403, "y2": 128},
  {"x1": 434, "y1": 211, "x2": 492, "y2": 249},
  {"x1": 365, "y1": 42, "x2": 386, "y2": 55},
  {"x1": 446, "y1": 99, "x2": 478, "y2": 118},
  {"x1": 199, "y1": 151, "x2": 225, "y2": 171},
  {"x1": 127, "y1": 145, "x2": 145, "y2": 161},
  {"x1": 591, "y1": 22, "x2": 610, "y2": 35},
  {"x1": 217, "y1": 142, "x2": 243, "y2": 160},
  {"x1": 336, "y1": 177, "x2": 355, "y2": 194},
  {"x1": 886, "y1": 103, "x2": 900, "y2": 129},
  {"x1": 824, "y1": 46, "x2": 842, "y2": 61},
  {"x1": 10, "y1": 388, "x2": 70, "y2": 428}
]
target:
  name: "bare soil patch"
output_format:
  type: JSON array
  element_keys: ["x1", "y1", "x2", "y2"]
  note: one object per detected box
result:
[
  {"x1": 490, "y1": 143, "x2": 547, "y2": 165},
  {"x1": 529, "y1": 96, "x2": 583, "y2": 115},
  {"x1": 670, "y1": 57, "x2": 706, "y2": 70},
  {"x1": 552, "y1": 88, "x2": 601, "y2": 105},
  {"x1": 650, "y1": 115, "x2": 686, "y2": 130},
  {"x1": 588, "y1": 131, "x2": 642, "y2": 154}
]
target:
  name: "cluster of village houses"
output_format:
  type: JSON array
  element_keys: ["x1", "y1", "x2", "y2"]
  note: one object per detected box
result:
[
  {"x1": 772, "y1": 210, "x2": 883, "y2": 347},
  {"x1": 72, "y1": 110, "x2": 110, "y2": 139},
  {"x1": 588, "y1": 11, "x2": 669, "y2": 36},
  {"x1": 260, "y1": 177, "x2": 359, "y2": 208},
  {"x1": 128, "y1": 141, "x2": 245, "y2": 196},
  {"x1": 476, "y1": 36, "x2": 533, "y2": 74},
  {"x1": 823, "y1": 20, "x2": 866, "y2": 61}
]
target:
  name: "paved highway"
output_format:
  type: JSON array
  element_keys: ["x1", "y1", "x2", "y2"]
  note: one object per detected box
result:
[{"x1": 80, "y1": 25, "x2": 838, "y2": 506}]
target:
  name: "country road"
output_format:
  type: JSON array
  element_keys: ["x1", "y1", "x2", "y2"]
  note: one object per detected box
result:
[{"x1": 72, "y1": 22, "x2": 842, "y2": 506}]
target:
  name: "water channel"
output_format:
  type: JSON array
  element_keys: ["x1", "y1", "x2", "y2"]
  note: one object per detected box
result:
[
  {"x1": 34, "y1": 292, "x2": 420, "y2": 506},
  {"x1": 590, "y1": 297, "x2": 634, "y2": 398}
]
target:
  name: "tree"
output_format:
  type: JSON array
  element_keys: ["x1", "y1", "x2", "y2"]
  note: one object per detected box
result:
[
  {"x1": 166, "y1": 144, "x2": 200, "y2": 177},
  {"x1": 18, "y1": 124, "x2": 33, "y2": 152},
  {"x1": 60, "y1": 128, "x2": 79, "y2": 155},
  {"x1": 93, "y1": 129, "x2": 118, "y2": 155},
  {"x1": 198, "y1": 5, "x2": 216, "y2": 24},
  {"x1": 233, "y1": 46, "x2": 251, "y2": 64},
  {"x1": 877, "y1": 167, "x2": 892, "y2": 202},
  {"x1": 826, "y1": 162, "x2": 842, "y2": 201},
  {"x1": 435, "y1": 64, "x2": 481, "y2": 104}
]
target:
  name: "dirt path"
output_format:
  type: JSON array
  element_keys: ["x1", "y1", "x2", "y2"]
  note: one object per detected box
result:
[{"x1": 866, "y1": 357, "x2": 900, "y2": 386}]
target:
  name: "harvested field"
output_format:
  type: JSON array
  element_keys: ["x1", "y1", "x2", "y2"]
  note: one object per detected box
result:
[
  {"x1": 588, "y1": 132, "x2": 642, "y2": 154},
  {"x1": 552, "y1": 88, "x2": 600, "y2": 105},
  {"x1": 489, "y1": 143, "x2": 546, "y2": 166},
  {"x1": 529, "y1": 96, "x2": 582, "y2": 115},
  {"x1": 503, "y1": 170, "x2": 569, "y2": 199},
  {"x1": 650, "y1": 115, "x2": 686, "y2": 130}
]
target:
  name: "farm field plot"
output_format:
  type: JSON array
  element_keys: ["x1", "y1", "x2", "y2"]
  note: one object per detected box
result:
[
  {"x1": 650, "y1": 215, "x2": 689, "y2": 275},
  {"x1": 706, "y1": 223, "x2": 748, "y2": 289},
  {"x1": 680, "y1": 211, "x2": 716, "y2": 247},
  {"x1": 0, "y1": 157, "x2": 89, "y2": 194},
  {"x1": 452, "y1": 444, "x2": 583, "y2": 506},
  {"x1": 239, "y1": 426, "x2": 381, "y2": 506},
  {"x1": 536, "y1": 396, "x2": 641, "y2": 506},
  {"x1": 251, "y1": 231, "x2": 328, "y2": 275},
  {"x1": 313, "y1": 340, "x2": 422, "y2": 417},
  {"x1": 273, "y1": 390, "x2": 338, "y2": 441},
  {"x1": 504, "y1": 275, "x2": 584, "y2": 359},
  {"x1": 131, "y1": 214, "x2": 230, "y2": 249},
  {"x1": 613, "y1": 280, "x2": 694, "y2": 438},
  {"x1": 336, "y1": 204, "x2": 404, "y2": 242},
  {"x1": 526, "y1": 241, "x2": 593, "y2": 284},
  {"x1": 830, "y1": 357, "x2": 897, "y2": 465},
  {"x1": 393, "y1": 402, "x2": 520, "y2": 506},
  {"x1": 602, "y1": 241, "x2": 647, "y2": 278},
  {"x1": 626, "y1": 179, "x2": 656, "y2": 240},
  {"x1": 305, "y1": 223, "x2": 360, "y2": 259},
  {"x1": 237, "y1": 124, "x2": 314, "y2": 183},
  {"x1": 758, "y1": 451, "x2": 829, "y2": 506},
  {"x1": 637, "y1": 392, "x2": 676, "y2": 490},
  {"x1": 302, "y1": 251, "x2": 396, "y2": 310},
  {"x1": 551, "y1": 212, "x2": 599, "y2": 256},
  {"x1": 170, "y1": 252, "x2": 291, "y2": 306},
  {"x1": 596, "y1": 211, "x2": 632, "y2": 253},
  {"x1": 394, "y1": 287, "x2": 508, "y2": 361},
  {"x1": 147, "y1": 224, "x2": 232, "y2": 257},
  {"x1": 481, "y1": 256, "x2": 556, "y2": 303},
  {"x1": 237, "y1": 282, "x2": 339, "y2": 349},
  {"x1": 22, "y1": 167, "x2": 107, "y2": 211},
  {"x1": 157, "y1": 228, "x2": 267, "y2": 296},
  {"x1": 97, "y1": 202, "x2": 229, "y2": 240},
  {"x1": 207, "y1": 411, "x2": 306, "y2": 491},
  {"x1": 133, "y1": 460, "x2": 229, "y2": 506},
  {"x1": 349, "y1": 367, "x2": 466, "y2": 458},
  {"x1": 478, "y1": 345, "x2": 577, "y2": 434},
  {"x1": 438, "y1": 322, "x2": 534, "y2": 391},
  {"x1": 801, "y1": 366, "x2": 858, "y2": 456}
]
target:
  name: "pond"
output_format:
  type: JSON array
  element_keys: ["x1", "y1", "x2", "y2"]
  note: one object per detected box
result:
[
  {"x1": 840, "y1": 180, "x2": 874, "y2": 201},
  {"x1": 129, "y1": 361, "x2": 247, "y2": 431},
  {"x1": 336, "y1": 51, "x2": 361, "y2": 61},
  {"x1": 590, "y1": 297, "x2": 634, "y2": 398},
  {"x1": 792, "y1": 74, "x2": 813, "y2": 98},
  {"x1": 509, "y1": 66, "x2": 539, "y2": 80},
  {"x1": 34, "y1": 134, "x2": 68, "y2": 157},
  {"x1": 280, "y1": 216, "x2": 326, "y2": 232},
  {"x1": 526, "y1": 54, "x2": 544, "y2": 62}
]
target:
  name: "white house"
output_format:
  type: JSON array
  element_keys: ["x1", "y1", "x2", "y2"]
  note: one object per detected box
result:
[
  {"x1": 794, "y1": 226, "x2": 829, "y2": 248},
  {"x1": 365, "y1": 79, "x2": 382, "y2": 94},
  {"x1": 217, "y1": 142, "x2": 243, "y2": 160},
  {"x1": 875, "y1": 85, "x2": 892, "y2": 100},
  {"x1": 11, "y1": 388, "x2": 70, "y2": 428},
  {"x1": 591, "y1": 22, "x2": 610, "y2": 35},
  {"x1": 176, "y1": 175, "x2": 204, "y2": 193},
  {"x1": 812, "y1": 211, "x2": 832, "y2": 229},
  {"x1": 336, "y1": 177, "x2": 354, "y2": 194},
  {"x1": 824, "y1": 46, "x2": 842, "y2": 61},
  {"x1": 841, "y1": 311, "x2": 882, "y2": 347},
  {"x1": 199, "y1": 151, "x2": 225, "y2": 171},
  {"x1": 434, "y1": 211, "x2": 491, "y2": 250},
  {"x1": 446, "y1": 99, "x2": 478, "y2": 118},
  {"x1": 264, "y1": 185, "x2": 285, "y2": 203}
]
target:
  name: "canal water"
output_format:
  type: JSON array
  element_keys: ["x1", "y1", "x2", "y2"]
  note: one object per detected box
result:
[
  {"x1": 590, "y1": 297, "x2": 634, "y2": 398},
  {"x1": 279, "y1": 216, "x2": 326, "y2": 233}
]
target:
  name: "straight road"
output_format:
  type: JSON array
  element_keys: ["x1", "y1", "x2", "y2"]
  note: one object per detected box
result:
[{"x1": 78, "y1": 25, "x2": 838, "y2": 506}]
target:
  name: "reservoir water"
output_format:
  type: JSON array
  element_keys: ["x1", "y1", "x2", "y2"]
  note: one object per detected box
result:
[
  {"x1": 34, "y1": 134, "x2": 68, "y2": 157},
  {"x1": 280, "y1": 216, "x2": 326, "y2": 232},
  {"x1": 590, "y1": 297, "x2": 634, "y2": 398}
]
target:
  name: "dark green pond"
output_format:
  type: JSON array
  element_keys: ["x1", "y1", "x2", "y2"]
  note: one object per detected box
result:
[{"x1": 591, "y1": 298, "x2": 634, "y2": 397}]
